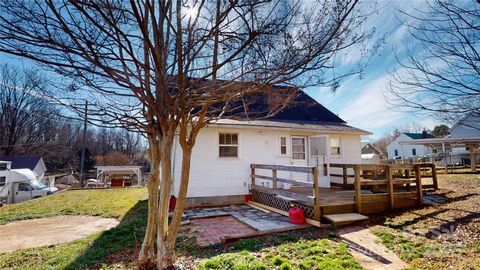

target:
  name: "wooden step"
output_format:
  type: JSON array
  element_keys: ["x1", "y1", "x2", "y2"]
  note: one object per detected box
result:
[{"x1": 323, "y1": 213, "x2": 369, "y2": 226}]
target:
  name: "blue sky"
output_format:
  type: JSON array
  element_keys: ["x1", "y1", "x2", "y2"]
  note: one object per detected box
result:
[
  {"x1": 305, "y1": 0, "x2": 441, "y2": 140},
  {"x1": 0, "y1": 1, "x2": 442, "y2": 140}
]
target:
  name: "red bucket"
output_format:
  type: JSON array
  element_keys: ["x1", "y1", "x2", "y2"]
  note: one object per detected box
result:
[{"x1": 288, "y1": 207, "x2": 305, "y2": 224}]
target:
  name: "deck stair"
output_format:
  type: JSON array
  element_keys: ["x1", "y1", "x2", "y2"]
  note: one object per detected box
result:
[{"x1": 323, "y1": 213, "x2": 369, "y2": 226}]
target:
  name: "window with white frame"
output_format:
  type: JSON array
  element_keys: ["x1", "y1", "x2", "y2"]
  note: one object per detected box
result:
[
  {"x1": 219, "y1": 133, "x2": 238, "y2": 157},
  {"x1": 292, "y1": 137, "x2": 306, "y2": 159},
  {"x1": 0, "y1": 163, "x2": 7, "y2": 171},
  {"x1": 0, "y1": 177, "x2": 5, "y2": 187},
  {"x1": 330, "y1": 137, "x2": 341, "y2": 156},
  {"x1": 280, "y1": 136, "x2": 287, "y2": 155}
]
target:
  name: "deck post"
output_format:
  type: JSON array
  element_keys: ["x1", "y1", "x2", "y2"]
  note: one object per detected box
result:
[
  {"x1": 431, "y1": 164, "x2": 438, "y2": 190},
  {"x1": 251, "y1": 164, "x2": 256, "y2": 188},
  {"x1": 414, "y1": 165, "x2": 423, "y2": 206},
  {"x1": 386, "y1": 165, "x2": 394, "y2": 209},
  {"x1": 312, "y1": 167, "x2": 321, "y2": 221},
  {"x1": 272, "y1": 169, "x2": 278, "y2": 189},
  {"x1": 353, "y1": 165, "x2": 362, "y2": 213},
  {"x1": 342, "y1": 164, "x2": 348, "y2": 189}
]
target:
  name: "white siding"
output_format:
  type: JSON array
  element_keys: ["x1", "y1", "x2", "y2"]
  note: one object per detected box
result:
[
  {"x1": 172, "y1": 126, "x2": 362, "y2": 198},
  {"x1": 387, "y1": 134, "x2": 428, "y2": 160},
  {"x1": 450, "y1": 114, "x2": 480, "y2": 138}
]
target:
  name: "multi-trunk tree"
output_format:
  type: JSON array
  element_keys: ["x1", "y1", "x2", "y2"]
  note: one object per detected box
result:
[{"x1": 0, "y1": 0, "x2": 374, "y2": 268}]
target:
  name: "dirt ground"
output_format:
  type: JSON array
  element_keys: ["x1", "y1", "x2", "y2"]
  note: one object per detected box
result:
[
  {"x1": 368, "y1": 173, "x2": 480, "y2": 269},
  {"x1": 0, "y1": 215, "x2": 119, "y2": 253}
]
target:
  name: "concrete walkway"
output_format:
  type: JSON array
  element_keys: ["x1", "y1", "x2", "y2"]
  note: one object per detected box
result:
[
  {"x1": 0, "y1": 215, "x2": 119, "y2": 253},
  {"x1": 338, "y1": 226, "x2": 408, "y2": 270},
  {"x1": 184, "y1": 204, "x2": 306, "y2": 231}
]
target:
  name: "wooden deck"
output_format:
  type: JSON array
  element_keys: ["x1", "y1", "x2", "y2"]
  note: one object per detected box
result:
[{"x1": 250, "y1": 163, "x2": 438, "y2": 225}]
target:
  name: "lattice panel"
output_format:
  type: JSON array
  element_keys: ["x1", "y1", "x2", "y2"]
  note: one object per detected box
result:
[{"x1": 252, "y1": 189, "x2": 316, "y2": 219}]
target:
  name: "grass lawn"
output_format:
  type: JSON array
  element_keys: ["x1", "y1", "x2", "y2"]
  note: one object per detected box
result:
[
  {"x1": 195, "y1": 237, "x2": 362, "y2": 270},
  {"x1": 0, "y1": 187, "x2": 148, "y2": 225},
  {"x1": 0, "y1": 187, "x2": 362, "y2": 270},
  {"x1": 368, "y1": 173, "x2": 480, "y2": 270}
]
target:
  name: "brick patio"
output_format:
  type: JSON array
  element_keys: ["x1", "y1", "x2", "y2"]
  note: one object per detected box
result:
[
  {"x1": 182, "y1": 204, "x2": 310, "y2": 246},
  {"x1": 189, "y1": 216, "x2": 256, "y2": 246}
]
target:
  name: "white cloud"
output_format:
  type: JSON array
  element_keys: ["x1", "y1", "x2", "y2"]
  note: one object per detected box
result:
[{"x1": 337, "y1": 74, "x2": 404, "y2": 130}]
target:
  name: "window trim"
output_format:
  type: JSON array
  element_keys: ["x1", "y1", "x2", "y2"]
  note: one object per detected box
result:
[
  {"x1": 0, "y1": 176, "x2": 5, "y2": 187},
  {"x1": 412, "y1": 148, "x2": 417, "y2": 156},
  {"x1": 394, "y1": 149, "x2": 399, "y2": 156},
  {"x1": 329, "y1": 136, "x2": 342, "y2": 157},
  {"x1": 217, "y1": 132, "x2": 239, "y2": 158},
  {"x1": 291, "y1": 136, "x2": 307, "y2": 160}
]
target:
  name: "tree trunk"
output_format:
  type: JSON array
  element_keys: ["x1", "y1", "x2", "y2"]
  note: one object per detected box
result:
[
  {"x1": 157, "y1": 136, "x2": 175, "y2": 269},
  {"x1": 166, "y1": 145, "x2": 192, "y2": 254},
  {"x1": 138, "y1": 136, "x2": 161, "y2": 270}
]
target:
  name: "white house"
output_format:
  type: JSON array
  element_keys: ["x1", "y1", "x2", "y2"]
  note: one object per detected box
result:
[
  {"x1": 0, "y1": 156, "x2": 47, "y2": 180},
  {"x1": 361, "y1": 142, "x2": 384, "y2": 164},
  {"x1": 448, "y1": 112, "x2": 480, "y2": 165},
  {"x1": 168, "y1": 90, "x2": 370, "y2": 206},
  {"x1": 386, "y1": 132, "x2": 435, "y2": 160}
]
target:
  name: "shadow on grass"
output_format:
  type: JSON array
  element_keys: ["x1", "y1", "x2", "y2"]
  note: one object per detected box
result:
[
  {"x1": 63, "y1": 202, "x2": 341, "y2": 269},
  {"x1": 65, "y1": 199, "x2": 148, "y2": 269}
]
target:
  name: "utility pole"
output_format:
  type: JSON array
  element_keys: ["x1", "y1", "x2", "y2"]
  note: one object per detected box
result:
[{"x1": 79, "y1": 100, "x2": 88, "y2": 187}]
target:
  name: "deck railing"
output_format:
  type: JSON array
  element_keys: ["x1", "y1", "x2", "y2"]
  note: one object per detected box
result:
[
  {"x1": 250, "y1": 164, "x2": 321, "y2": 220},
  {"x1": 330, "y1": 163, "x2": 438, "y2": 213}
]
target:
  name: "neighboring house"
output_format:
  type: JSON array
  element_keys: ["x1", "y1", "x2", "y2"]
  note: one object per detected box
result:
[
  {"x1": 450, "y1": 112, "x2": 480, "y2": 138},
  {"x1": 387, "y1": 132, "x2": 435, "y2": 160},
  {"x1": 169, "y1": 90, "x2": 370, "y2": 206},
  {"x1": 447, "y1": 112, "x2": 480, "y2": 165},
  {"x1": 0, "y1": 156, "x2": 47, "y2": 180},
  {"x1": 361, "y1": 142, "x2": 384, "y2": 164}
]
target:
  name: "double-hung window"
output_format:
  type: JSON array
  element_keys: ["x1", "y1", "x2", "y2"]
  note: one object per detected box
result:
[
  {"x1": 330, "y1": 137, "x2": 341, "y2": 156},
  {"x1": 219, "y1": 133, "x2": 238, "y2": 157},
  {"x1": 280, "y1": 136, "x2": 287, "y2": 155}
]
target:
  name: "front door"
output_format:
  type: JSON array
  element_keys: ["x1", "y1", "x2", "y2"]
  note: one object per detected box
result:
[{"x1": 291, "y1": 136, "x2": 309, "y2": 182}]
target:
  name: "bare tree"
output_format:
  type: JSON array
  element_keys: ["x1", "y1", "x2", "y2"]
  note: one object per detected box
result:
[
  {"x1": 0, "y1": 0, "x2": 374, "y2": 268},
  {"x1": 0, "y1": 64, "x2": 65, "y2": 156},
  {"x1": 387, "y1": 0, "x2": 480, "y2": 129}
]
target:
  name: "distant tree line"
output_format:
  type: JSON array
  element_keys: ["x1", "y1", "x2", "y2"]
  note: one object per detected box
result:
[{"x1": 0, "y1": 64, "x2": 146, "y2": 173}]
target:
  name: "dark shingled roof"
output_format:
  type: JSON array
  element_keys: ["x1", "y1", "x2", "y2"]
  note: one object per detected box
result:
[
  {"x1": 404, "y1": 133, "x2": 435, "y2": 140},
  {"x1": 0, "y1": 156, "x2": 42, "y2": 170},
  {"x1": 267, "y1": 91, "x2": 345, "y2": 123},
  {"x1": 222, "y1": 89, "x2": 346, "y2": 124}
]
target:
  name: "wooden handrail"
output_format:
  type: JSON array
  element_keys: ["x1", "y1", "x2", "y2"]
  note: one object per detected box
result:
[
  {"x1": 251, "y1": 164, "x2": 314, "y2": 173},
  {"x1": 250, "y1": 163, "x2": 321, "y2": 221},
  {"x1": 250, "y1": 174, "x2": 313, "y2": 187}
]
